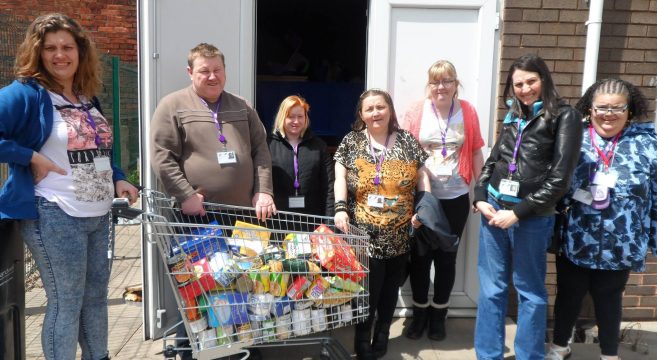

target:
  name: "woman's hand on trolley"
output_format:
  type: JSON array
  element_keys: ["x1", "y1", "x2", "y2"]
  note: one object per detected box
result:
[
  {"x1": 252, "y1": 192, "x2": 277, "y2": 222},
  {"x1": 334, "y1": 211, "x2": 350, "y2": 233},
  {"x1": 115, "y1": 180, "x2": 139, "y2": 205}
]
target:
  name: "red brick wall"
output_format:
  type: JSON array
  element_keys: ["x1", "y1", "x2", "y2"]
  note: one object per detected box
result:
[
  {"x1": 500, "y1": 0, "x2": 657, "y2": 321},
  {"x1": 0, "y1": 0, "x2": 137, "y2": 63}
]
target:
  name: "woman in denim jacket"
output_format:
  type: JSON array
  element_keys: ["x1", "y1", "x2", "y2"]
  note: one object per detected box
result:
[{"x1": 546, "y1": 79, "x2": 657, "y2": 360}]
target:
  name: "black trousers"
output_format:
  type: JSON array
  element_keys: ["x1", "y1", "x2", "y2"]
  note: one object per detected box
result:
[
  {"x1": 409, "y1": 193, "x2": 469, "y2": 305},
  {"x1": 552, "y1": 255, "x2": 630, "y2": 356},
  {"x1": 356, "y1": 253, "x2": 408, "y2": 333}
]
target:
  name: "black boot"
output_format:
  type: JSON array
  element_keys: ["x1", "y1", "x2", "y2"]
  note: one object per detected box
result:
[
  {"x1": 354, "y1": 327, "x2": 375, "y2": 360},
  {"x1": 428, "y1": 307, "x2": 447, "y2": 341},
  {"x1": 404, "y1": 305, "x2": 428, "y2": 339},
  {"x1": 371, "y1": 322, "x2": 391, "y2": 358}
]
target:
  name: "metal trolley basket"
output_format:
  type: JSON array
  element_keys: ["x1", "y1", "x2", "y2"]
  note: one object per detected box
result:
[{"x1": 143, "y1": 190, "x2": 370, "y2": 360}]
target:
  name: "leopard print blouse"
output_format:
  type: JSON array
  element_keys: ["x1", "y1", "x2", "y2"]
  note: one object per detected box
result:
[{"x1": 334, "y1": 129, "x2": 428, "y2": 259}]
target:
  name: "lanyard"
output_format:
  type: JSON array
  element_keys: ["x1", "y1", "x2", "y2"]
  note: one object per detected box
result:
[
  {"x1": 368, "y1": 132, "x2": 390, "y2": 186},
  {"x1": 508, "y1": 118, "x2": 531, "y2": 173},
  {"x1": 292, "y1": 144, "x2": 300, "y2": 192},
  {"x1": 430, "y1": 99, "x2": 455, "y2": 157},
  {"x1": 200, "y1": 97, "x2": 226, "y2": 145},
  {"x1": 589, "y1": 125, "x2": 621, "y2": 173},
  {"x1": 60, "y1": 94, "x2": 100, "y2": 147}
]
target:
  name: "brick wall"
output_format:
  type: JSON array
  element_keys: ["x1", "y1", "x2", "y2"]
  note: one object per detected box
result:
[
  {"x1": 500, "y1": 0, "x2": 657, "y2": 321},
  {"x1": 0, "y1": 0, "x2": 137, "y2": 63}
]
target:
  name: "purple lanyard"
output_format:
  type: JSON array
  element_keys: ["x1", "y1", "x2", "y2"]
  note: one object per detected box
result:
[
  {"x1": 431, "y1": 100, "x2": 455, "y2": 157},
  {"x1": 508, "y1": 119, "x2": 529, "y2": 173},
  {"x1": 200, "y1": 97, "x2": 226, "y2": 144},
  {"x1": 60, "y1": 94, "x2": 101, "y2": 146},
  {"x1": 368, "y1": 132, "x2": 390, "y2": 186},
  {"x1": 292, "y1": 144, "x2": 300, "y2": 192}
]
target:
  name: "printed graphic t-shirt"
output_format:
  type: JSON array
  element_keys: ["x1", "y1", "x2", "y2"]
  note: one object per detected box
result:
[{"x1": 35, "y1": 91, "x2": 114, "y2": 217}]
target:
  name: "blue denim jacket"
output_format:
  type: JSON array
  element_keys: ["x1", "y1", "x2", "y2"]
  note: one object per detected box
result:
[{"x1": 561, "y1": 122, "x2": 657, "y2": 272}]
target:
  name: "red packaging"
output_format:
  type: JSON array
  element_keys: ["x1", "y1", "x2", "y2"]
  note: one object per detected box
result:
[
  {"x1": 310, "y1": 224, "x2": 365, "y2": 282},
  {"x1": 177, "y1": 258, "x2": 217, "y2": 303},
  {"x1": 287, "y1": 275, "x2": 311, "y2": 300}
]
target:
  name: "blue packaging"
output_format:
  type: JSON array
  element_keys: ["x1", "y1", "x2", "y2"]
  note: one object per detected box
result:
[
  {"x1": 173, "y1": 220, "x2": 228, "y2": 262},
  {"x1": 271, "y1": 296, "x2": 292, "y2": 317},
  {"x1": 204, "y1": 291, "x2": 250, "y2": 327}
]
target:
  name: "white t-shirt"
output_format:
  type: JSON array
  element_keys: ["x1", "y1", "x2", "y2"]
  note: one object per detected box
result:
[
  {"x1": 35, "y1": 91, "x2": 114, "y2": 217},
  {"x1": 419, "y1": 99, "x2": 469, "y2": 199}
]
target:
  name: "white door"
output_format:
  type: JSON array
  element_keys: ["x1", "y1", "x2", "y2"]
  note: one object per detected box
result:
[
  {"x1": 138, "y1": 0, "x2": 255, "y2": 339},
  {"x1": 367, "y1": 0, "x2": 499, "y2": 316}
]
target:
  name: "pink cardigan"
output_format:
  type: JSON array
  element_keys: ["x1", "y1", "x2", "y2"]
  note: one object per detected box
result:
[{"x1": 401, "y1": 99, "x2": 484, "y2": 185}]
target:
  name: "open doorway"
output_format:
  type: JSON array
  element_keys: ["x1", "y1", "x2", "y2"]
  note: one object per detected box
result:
[{"x1": 255, "y1": 0, "x2": 368, "y2": 148}]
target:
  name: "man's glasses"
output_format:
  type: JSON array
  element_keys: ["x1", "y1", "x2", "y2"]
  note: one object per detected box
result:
[
  {"x1": 429, "y1": 79, "x2": 456, "y2": 88},
  {"x1": 592, "y1": 104, "x2": 628, "y2": 116}
]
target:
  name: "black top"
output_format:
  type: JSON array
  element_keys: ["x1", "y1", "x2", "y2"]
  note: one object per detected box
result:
[{"x1": 268, "y1": 129, "x2": 335, "y2": 216}]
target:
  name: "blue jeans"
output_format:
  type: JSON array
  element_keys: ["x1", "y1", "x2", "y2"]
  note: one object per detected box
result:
[
  {"x1": 21, "y1": 197, "x2": 112, "y2": 360},
  {"x1": 474, "y1": 198, "x2": 554, "y2": 360}
]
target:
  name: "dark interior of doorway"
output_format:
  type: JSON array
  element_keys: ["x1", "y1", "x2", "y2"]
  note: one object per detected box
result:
[{"x1": 255, "y1": 0, "x2": 367, "y2": 147}]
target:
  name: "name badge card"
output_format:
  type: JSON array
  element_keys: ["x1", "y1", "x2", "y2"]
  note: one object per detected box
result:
[
  {"x1": 572, "y1": 188, "x2": 593, "y2": 205},
  {"x1": 217, "y1": 151, "x2": 237, "y2": 164},
  {"x1": 434, "y1": 165, "x2": 453, "y2": 176},
  {"x1": 288, "y1": 196, "x2": 305, "y2": 208},
  {"x1": 498, "y1": 179, "x2": 520, "y2": 197},
  {"x1": 367, "y1": 194, "x2": 385, "y2": 208},
  {"x1": 592, "y1": 171, "x2": 617, "y2": 189},
  {"x1": 93, "y1": 156, "x2": 111, "y2": 172}
]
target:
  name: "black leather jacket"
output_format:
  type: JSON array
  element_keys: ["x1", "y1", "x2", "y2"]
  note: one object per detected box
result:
[{"x1": 474, "y1": 103, "x2": 583, "y2": 219}]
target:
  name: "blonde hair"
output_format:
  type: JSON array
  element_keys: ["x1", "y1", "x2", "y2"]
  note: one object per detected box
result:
[
  {"x1": 273, "y1": 95, "x2": 310, "y2": 138},
  {"x1": 426, "y1": 60, "x2": 460, "y2": 99},
  {"x1": 188, "y1": 43, "x2": 225, "y2": 69},
  {"x1": 14, "y1": 13, "x2": 101, "y2": 98}
]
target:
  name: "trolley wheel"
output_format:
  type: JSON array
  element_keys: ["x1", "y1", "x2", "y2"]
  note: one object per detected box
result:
[{"x1": 246, "y1": 348, "x2": 262, "y2": 360}]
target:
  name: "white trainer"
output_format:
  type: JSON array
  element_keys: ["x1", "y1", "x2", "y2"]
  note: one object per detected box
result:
[{"x1": 545, "y1": 344, "x2": 572, "y2": 360}]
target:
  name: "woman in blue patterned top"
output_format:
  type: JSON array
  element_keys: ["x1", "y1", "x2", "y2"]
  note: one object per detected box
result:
[{"x1": 547, "y1": 79, "x2": 657, "y2": 360}]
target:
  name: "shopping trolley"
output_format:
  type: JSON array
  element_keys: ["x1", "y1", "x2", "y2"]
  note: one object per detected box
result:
[{"x1": 143, "y1": 190, "x2": 371, "y2": 360}]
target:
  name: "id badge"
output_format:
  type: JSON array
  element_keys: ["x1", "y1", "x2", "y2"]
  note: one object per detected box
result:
[
  {"x1": 572, "y1": 188, "x2": 593, "y2": 205},
  {"x1": 590, "y1": 185, "x2": 609, "y2": 201},
  {"x1": 217, "y1": 151, "x2": 237, "y2": 164},
  {"x1": 592, "y1": 171, "x2": 617, "y2": 188},
  {"x1": 434, "y1": 165, "x2": 453, "y2": 176},
  {"x1": 367, "y1": 194, "x2": 385, "y2": 208},
  {"x1": 93, "y1": 156, "x2": 111, "y2": 172},
  {"x1": 288, "y1": 196, "x2": 305, "y2": 208},
  {"x1": 498, "y1": 179, "x2": 520, "y2": 197}
]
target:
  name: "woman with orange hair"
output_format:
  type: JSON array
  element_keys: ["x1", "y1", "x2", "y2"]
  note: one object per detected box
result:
[{"x1": 268, "y1": 95, "x2": 335, "y2": 216}]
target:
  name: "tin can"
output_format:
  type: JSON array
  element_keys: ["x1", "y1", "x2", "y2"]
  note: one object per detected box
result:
[
  {"x1": 275, "y1": 313, "x2": 292, "y2": 340},
  {"x1": 167, "y1": 252, "x2": 192, "y2": 285},
  {"x1": 311, "y1": 308, "x2": 327, "y2": 332},
  {"x1": 236, "y1": 323, "x2": 253, "y2": 342},
  {"x1": 262, "y1": 318, "x2": 276, "y2": 341},
  {"x1": 292, "y1": 309, "x2": 311, "y2": 336}
]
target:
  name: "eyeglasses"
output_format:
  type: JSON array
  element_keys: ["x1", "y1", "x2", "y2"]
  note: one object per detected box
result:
[
  {"x1": 592, "y1": 104, "x2": 628, "y2": 116},
  {"x1": 429, "y1": 79, "x2": 456, "y2": 88}
]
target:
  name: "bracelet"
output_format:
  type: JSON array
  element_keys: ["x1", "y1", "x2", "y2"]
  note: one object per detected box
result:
[{"x1": 334, "y1": 200, "x2": 348, "y2": 214}]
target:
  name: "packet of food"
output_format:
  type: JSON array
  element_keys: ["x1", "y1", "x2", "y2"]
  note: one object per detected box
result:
[
  {"x1": 248, "y1": 265, "x2": 270, "y2": 294},
  {"x1": 269, "y1": 272, "x2": 289, "y2": 297},
  {"x1": 228, "y1": 221, "x2": 271, "y2": 255},
  {"x1": 305, "y1": 275, "x2": 329, "y2": 301},
  {"x1": 283, "y1": 233, "x2": 313, "y2": 259},
  {"x1": 287, "y1": 275, "x2": 311, "y2": 300},
  {"x1": 326, "y1": 275, "x2": 364, "y2": 293}
]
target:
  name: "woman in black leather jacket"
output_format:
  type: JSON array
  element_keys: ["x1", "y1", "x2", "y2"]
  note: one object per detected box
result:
[
  {"x1": 472, "y1": 54, "x2": 582, "y2": 360},
  {"x1": 268, "y1": 95, "x2": 335, "y2": 217}
]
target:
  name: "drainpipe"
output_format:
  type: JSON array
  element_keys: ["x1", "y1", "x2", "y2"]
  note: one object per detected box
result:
[{"x1": 582, "y1": 0, "x2": 604, "y2": 95}]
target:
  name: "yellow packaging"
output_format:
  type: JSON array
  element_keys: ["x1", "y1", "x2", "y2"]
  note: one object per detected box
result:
[
  {"x1": 248, "y1": 265, "x2": 270, "y2": 294},
  {"x1": 269, "y1": 272, "x2": 289, "y2": 296},
  {"x1": 283, "y1": 233, "x2": 313, "y2": 259},
  {"x1": 305, "y1": 275, "x2": 329, "y2": 301},
  {"x1": 231, "y1": 221, "x2": 271, "y2": 255}
]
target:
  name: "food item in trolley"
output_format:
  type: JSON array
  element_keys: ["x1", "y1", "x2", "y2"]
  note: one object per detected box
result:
[
  {"x1": 215, "y1": 324, "x2": 234, "y2": 346},
  {"x1": 202, "y1": 291, "x2": 250, "y2": 327},
  {"x1": 275, "y1": 313, "x2": 292, "y2": 340},
  {"x1": 208, "y1": 252, "x2": 240, "y2": 288},
  {"x1": 248, "y1": 265, "x2": 270, "y2": 294},
  {"x1": 313, "y1": 287, "x2": 355, "y2": 308},
  {"x1": 236, "y1": 323, "x2": 253, "y2": 342},
  {"x1": 271, "y1": 296, "x2": 292, "y2": 317},
  {"x1": 280, "y1": 258, "x2": 321, "y2": 275},
  {"x1": 286, "y1": 275, "x2": 312, "y2": 300},
  {"x1": 268, "y1": 271, "x2": 290, "y2": 297},
  {"x1": 311, "y1": 307, "x2": 328, "y2": 332},
  {"x1": 248, "y1": 313, "x2": 269, "y2": 342},
  {"x1": 234, "y1": 273, "x2": 254, "y2": 293},
  {"x1": 197, "y1": 328, "x2": 218, "y2": 350},
  {"x1": 184, "y1": 296, "x2": 208, "y2": 334},
  {"x1": 177, "y1": 258, "x2": 217, "y2": 303},
  {"x1": 310, "y1": 224, "x2": 365, "y2": 282},
  {"x1": 282, "y1": 233, "x2": 313, "y2": 259},
  {"x1": 305, "y1": 275, "x2": 330, "y2": 301},
  {"x1": 260, "y1": 245, "x2": 285, "y2": 263},
  {"x1": 227, "y1": 220, "x2": 271, "y2": 255},
  {"x1": 291, "y1": 308, "x2": 312, "y2": 336},
  {"x1": 325, "y1": 275, "x2": 364, "y2": 293},
  {"x1": 248, "y1": 293, "x2": 274, "y2": 316},
  {"x1": 174, "y1": 220, "x2": 228, "y2": 263},
  {"x1": 166, "y1": 252, "x2": 193, "y2": 285},
  {"x1": 261, "y1": 318, "x2": 276, "y2": 341}
]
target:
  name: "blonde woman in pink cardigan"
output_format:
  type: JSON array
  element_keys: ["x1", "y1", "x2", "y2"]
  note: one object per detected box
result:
[{"x1": 401, "y1": 59, "x2": 484, "y2": 341}]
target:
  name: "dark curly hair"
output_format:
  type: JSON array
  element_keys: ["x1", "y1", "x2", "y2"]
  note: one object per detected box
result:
[{"x1": 576, "y1": 78, "x2": 648, "y2": 122}]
